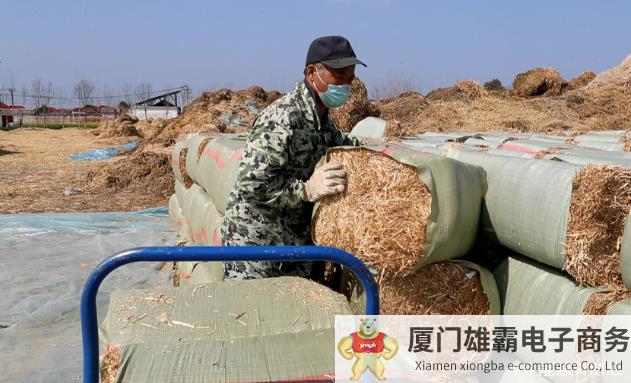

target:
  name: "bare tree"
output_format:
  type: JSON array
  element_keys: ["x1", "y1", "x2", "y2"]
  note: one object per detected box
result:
[
  {"x1": 121, "y1": 82, "x2": 133, "y2": 106},
  {"x1": 371, "y1": 73, "x2": 422, "y2": 100},
  {"x1": 101, "y1": 85, "x2": 114, "y2": 107},
  {"x1": 74, "y1": 79, "x2": 95, "y2": 107},
  {"x1": 31, "y1": 78, "x2": 45, "y2": 109},
  {"x1": 135, "y1": 82, "x2": 153, "y2": 103},
  {"x1": 31, "y1": 78, "x2": 56, "y2": 110},
  {"x1": 21, "y1": 85, "x2": 28, "y2": 107}
]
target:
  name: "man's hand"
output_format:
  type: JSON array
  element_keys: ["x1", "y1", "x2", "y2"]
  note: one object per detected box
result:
[{"x1": 304, "y1": 160, "x2": 347, "y2": 202}]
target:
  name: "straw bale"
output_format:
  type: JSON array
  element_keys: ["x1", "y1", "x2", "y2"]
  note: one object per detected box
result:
[
  {"x1": 179, "y1": 148, "x2": 193, "y2": 188},
  {"x1": 100, "y1": 346, "x2": 121, "y2": 383},
  {"x1": 565, "y1": 165, "x2": 631, "y2": 288},
  {"x1": 512, "y1": 67, "x2": 567, "y2": 97},
  {"x1": 533, "y1": 147, "x2": 562, "y2": 159},
  {"x1": 583, "y1": 290, "x2": 631, "y2": 315},
  {"x1": 425, "y1": 80, "x2": 488, "y2": 102},
  {"x1": 196, "y1": 138, "x2": 210, "y2": 160},
  {"x1": 330, "y1": 78, "x2": 380, "y2": 132},
  {"x1": 567, "y1": 71, "x2": 596, "y2": 90},
  {"x1": 312, "y1": 148, "x2": 432, "y2": 274},
  {"x1": 589, "y1": 54, "x2": 631, "y2": 88},
  {"x1": 379, "y1": 262, "x2": 490, "y2": 315}
]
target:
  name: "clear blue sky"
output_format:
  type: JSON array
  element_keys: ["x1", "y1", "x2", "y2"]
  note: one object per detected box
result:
[{"x1": 1, "y1": 0, "x2": 630, "y2": 105}]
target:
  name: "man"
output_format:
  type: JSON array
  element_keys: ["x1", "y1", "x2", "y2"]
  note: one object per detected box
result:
[{"x1": 220, "y1": 35, "x2": 365, "y2": 280}]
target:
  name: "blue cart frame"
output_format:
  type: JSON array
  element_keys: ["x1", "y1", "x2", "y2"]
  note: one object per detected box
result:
[{"x1": 80, "y1": 245, "x2": 380, "y2": 383}]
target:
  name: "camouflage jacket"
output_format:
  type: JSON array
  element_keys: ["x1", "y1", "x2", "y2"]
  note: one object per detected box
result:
[{"x1": 220, "y1": 81, "x2": 360, "y2": 246}]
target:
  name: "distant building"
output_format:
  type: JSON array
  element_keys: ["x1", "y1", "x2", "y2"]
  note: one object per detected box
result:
[
  {"x1": 0, "y1": 102, "x2": 25, "y2": 127},
  {"x1": 129, "y1": 88, "x2": 188, "y2": 120}
]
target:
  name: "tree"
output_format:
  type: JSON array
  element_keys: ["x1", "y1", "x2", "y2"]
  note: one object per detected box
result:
[
  {"x1": 135, "y1": 82, "x2": 153, "y2": 103},
  {"x1": 101, "y1": 85, "x2": 114, "y2": 107},
  {"x1": 74, "y1": 79, "x2": 95, "y2": 107},
  {"x1": 121, "y1": 82, "x2": 133, "y2": 106},
  {"x1": 483, "y1": 79, "x2": 504, "y2": 91},
  {"x1": 21, "y1": 85, "x2": 28, "y2": 107},
  {"x1": 31, "y1": 78, "x2": 56, "y2": 110}
]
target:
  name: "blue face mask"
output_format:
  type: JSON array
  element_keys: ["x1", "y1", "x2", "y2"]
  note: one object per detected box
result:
[{"x1": 313, "y1": 68, "x2": 351, "y2": 108}]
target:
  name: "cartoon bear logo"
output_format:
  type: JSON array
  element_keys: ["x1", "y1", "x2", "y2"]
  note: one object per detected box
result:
[{"x1": 337, "y1": 317, "x2": 399, "y2": 380}]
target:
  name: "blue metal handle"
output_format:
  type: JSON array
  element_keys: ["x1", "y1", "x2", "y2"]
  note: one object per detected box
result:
[{"x1": 80, "y1": 245, "x2": 379, "y2": 383}]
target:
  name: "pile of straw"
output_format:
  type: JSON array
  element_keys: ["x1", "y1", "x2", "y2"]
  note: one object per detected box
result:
[
  {"x1": 379, "y1": 262, "x2": 491, "y2": 315},
  {"x1": 312, "y1": 148, "x2": 432, "y2": 274},
  {"x1": 425, "y1": 80, "x2": 488, "y2": 102},
  {"x1": 134, "y1": 118, "x2": 167, "y2": 138},
  {"x1": 382, "y1": 94, "x2": 588, "y2": 137},
  {"x1": 582, "y1": 290, "x2": 631, "y2": 315},
  {"x1": 512, "y1": 67, "x2": 567, "y2": 97},
  {"x1": 146, "y1": 86, "x2": 281, "y2": 146},
  {"x1": 565, "y1": 165, "x2": 631, "y2": 288},
  {"x1": 86, "y1": 151, "x2": 174, "y2": 198},
  {"x1": 589, "y1": 53, "x2": 631, "y2": 88},
  {"x1": 577, "y1": 83, "x2": 631, "y2": 131},
  {"x1": 567, "y1": 71, "x2": 596, "y2": 90},
  {"x1": 93, "y1": 115, "x2": 141, "y2": 138},
  {"x1": 330, "y1": 78, "x2": 380, "y2": 132}
]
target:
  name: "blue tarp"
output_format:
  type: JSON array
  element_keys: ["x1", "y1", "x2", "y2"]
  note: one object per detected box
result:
[
  {"x1": 218, "y1": 112, "x2": 241, "y2": 127},
  {"x1": 245, "y1": 99, "x2": 260, "y2": 115},
  {"x1": 69, "y1": 140, "x2": 139, "y2": 161},
  {"x1": 0, "y1": 208, "x2": 176, "y2": 383}
]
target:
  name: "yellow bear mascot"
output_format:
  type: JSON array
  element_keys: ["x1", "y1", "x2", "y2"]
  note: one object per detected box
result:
[{"x1": 337, "y1": 318, "x2": 399, "y2": 380}]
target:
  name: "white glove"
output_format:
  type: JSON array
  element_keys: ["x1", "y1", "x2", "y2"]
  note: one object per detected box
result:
[{"x1": 304, "y1": 160, "x2": 347, "y2": 202}]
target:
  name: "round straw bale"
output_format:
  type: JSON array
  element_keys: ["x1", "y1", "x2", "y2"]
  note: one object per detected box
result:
[
  {"x1": 179, "y1": 148, "x2": 194, "y2": 188},
  {"x1": 512, "y1": 68, "x2": 567, "y2": 97},
  {"x1": 330, "y1": 78, "x2": 381, "y2": 132},
  {"x1": 312, "y1": 148, "x2": 432, "y2": 274},
  {"x1": 196, "y1": 138, "x2": 210, "y2": 161},
  {"x1": 379, "y1": 262, "x2": 491, "y2": 315},
  {"x1": 582, "y1": 290, "x2": 631, "y2": 315},
  {"x1": 567, "y1": 71, "x2": 596, "y2": 90},
  {"x1": 565, "y1": 165, "x2": 631, "y2": 288}
]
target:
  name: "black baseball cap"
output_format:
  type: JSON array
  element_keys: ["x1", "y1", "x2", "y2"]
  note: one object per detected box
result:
[{"x1": 305, "y1": 35, "x2": 366, "y2": 69}]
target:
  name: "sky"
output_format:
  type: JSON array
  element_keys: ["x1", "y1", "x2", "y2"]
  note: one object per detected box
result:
[{"x1": 1, "y1": 0, "x2": 630, "y2": 106}]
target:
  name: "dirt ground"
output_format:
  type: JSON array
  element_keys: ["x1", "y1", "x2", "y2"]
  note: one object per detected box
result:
[{"x1": 0, "y1": 128, "x2": 169, "y2": 213}]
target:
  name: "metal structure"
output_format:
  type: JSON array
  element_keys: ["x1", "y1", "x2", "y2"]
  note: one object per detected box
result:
[{"x1": 80, "y1": 245, "x2": 379, "y2": 383}]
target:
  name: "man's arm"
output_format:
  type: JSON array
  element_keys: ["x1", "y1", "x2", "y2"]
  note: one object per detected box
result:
[{"x1": 238, "y1": 117, "x2": 306, "y2": 209}]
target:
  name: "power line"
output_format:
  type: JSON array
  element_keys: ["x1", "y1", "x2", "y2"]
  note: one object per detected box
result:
[{"x1": 1, "y1": 86, "x2": 189, "y2": 101}]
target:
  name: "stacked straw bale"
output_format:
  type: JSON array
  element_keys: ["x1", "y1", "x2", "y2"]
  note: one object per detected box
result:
[
  {"x1": 313, "y1": 146, "x2": 485, "y2": 275},
  {"x1": 312, "y1": 145, "x2": 499, "y2": 314},
  {"x1": 495, "y1": 256, "x2": 630, "y2": 315},
  {"x1": 378, "y1": 261, "x2": 499, "y2": 315},
  {"x1": 99, "y1": 277, "x2": 352, "y2": 382},
  {"x1": 167, "y1": 133, "x2": 248, "y2": 286},
  {"x1": 446, "y1": 149, "x2": 631, "y2": 289}
]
